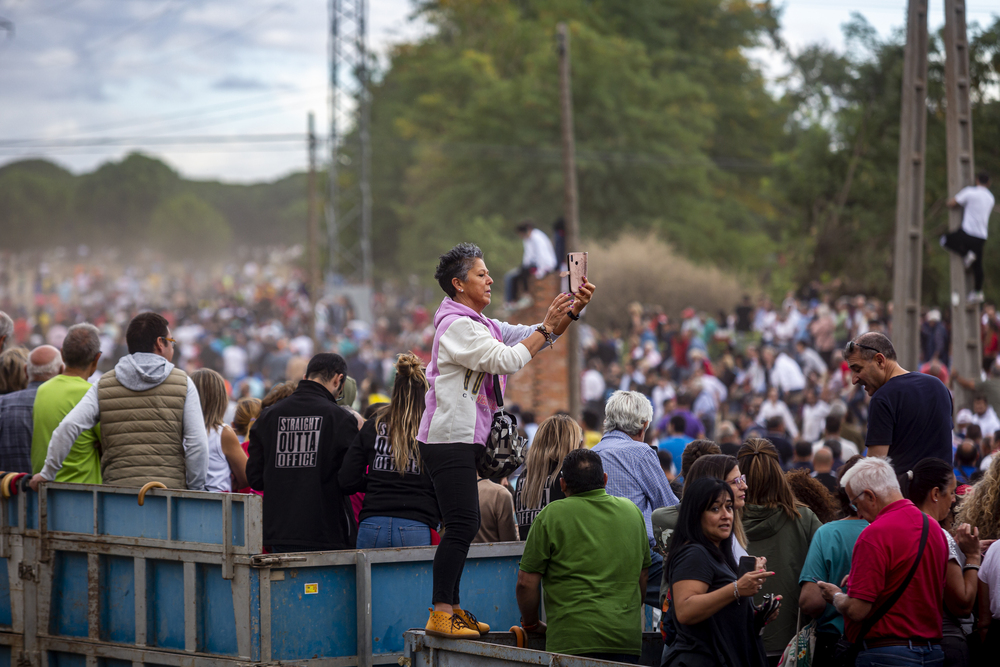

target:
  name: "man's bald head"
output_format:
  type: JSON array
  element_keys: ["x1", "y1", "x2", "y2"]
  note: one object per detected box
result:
[
  {"x1": 813, "y1": 447, "x2": 834, "y2": 473},
  {"x1": 27, "y1": 345, "x2": 63, "y2": 383}
]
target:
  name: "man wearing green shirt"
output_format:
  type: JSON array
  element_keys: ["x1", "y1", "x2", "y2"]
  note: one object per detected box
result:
[
  {"x1": 516, "y1": 449, "x2": 650, "y2": 663},
  {"x1": 32, "y1": 323, "x2": 103, "y2": 484}
]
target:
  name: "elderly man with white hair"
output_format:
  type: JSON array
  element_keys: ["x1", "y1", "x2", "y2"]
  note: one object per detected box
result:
[
  {"x1": 592, "y1": 390, "x2": 679, "y2": 608},
  {"x1": 815, "y1": 457, "x2": 948, "y2": 667},
  {"x1": 0, "y1": 345, "x2": 64, "y2": 472},
  {"x1": 0, "y1": 310, "x2": 13, "y2": 351}
]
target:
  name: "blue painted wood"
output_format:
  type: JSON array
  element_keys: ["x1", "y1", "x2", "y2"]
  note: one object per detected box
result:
[
  {"x1": 98, "y1": 494, "x2": 168, "y2": 540},
  {"x1": 50, "y1": 552, "x2": 89, "y2": 638},
  {"x1": 269, "y1": 565, "x2": 357, "y2": 660},
  {"x1": 48, "y1": 489, "x2": 93, "y2": 534},
  {"x1": 370, "y1": 560, "x2": 432, "y2": 655},
  {"x1": 0, "y1": 556, "x2": 12, "y2": 628},
  {"x1": 99, "y1": 555, "x2": 135, "y2": 643},
  {"x1": 196, "y1": 564, "x2": 238, "y2": 656},
  {"x1": 148, "y1": 560, "x2": 184, "y2": 650},
  {"x1": 172, "y1": 498, "x2": 226, "y2": 545},
  {"x1": 250, "y1": 568, "x2": 261, "y2": 662}
]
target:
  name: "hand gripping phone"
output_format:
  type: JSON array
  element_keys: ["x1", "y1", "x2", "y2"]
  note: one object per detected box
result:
[{"x1": 567, "y1": 252, "x2": 587, "y2": 294}]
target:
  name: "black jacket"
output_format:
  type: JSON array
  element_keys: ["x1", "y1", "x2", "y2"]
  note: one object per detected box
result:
[
  {"x1": 338, "y1": 417, "x2": 440, "y2": 529},
  {"x1": 247, "y1": 380, "x2": 359, "y2": 551}
]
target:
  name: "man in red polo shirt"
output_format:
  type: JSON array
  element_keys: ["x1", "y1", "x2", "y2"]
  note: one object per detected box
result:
[{"x1": 816, "y1": 457, "x2": 947, "y2": 667}]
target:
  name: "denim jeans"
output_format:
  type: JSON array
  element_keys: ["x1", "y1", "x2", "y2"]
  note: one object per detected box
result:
[
  {"x1": 646, "y1": 550, "x2": 663, "y2": 607},
  {"x1": 356, "y1": 516, "x2": 432, "y2": 549},
  {"x1": 856, "y1": 642, "x2": 943, "y2": 667}
]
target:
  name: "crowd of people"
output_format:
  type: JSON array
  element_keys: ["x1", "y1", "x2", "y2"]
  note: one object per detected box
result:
[{"x1": 3, "y1": 231, "x2": 1000, "y2": 667}]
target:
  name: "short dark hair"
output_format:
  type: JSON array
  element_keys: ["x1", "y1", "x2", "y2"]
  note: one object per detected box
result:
[
  {"x1": 795, "y1": 441, "x2": 813, "y2": 459},
  {"x1": 824, "y1": 414, "x2": 842, "y2": 434},
  {"x1": 966, "y1": 423, "x2": 982, "y2": 440},
  {"x1": 843, "y1": 332, "x2": 897, "y2": 362},
  {"x1": 582, "y1": 409, "x2": 600, "y2": 430},
  {"x1": 515, "y1": 220, "x2": 534, "y2": 234},
  {"x1": 561, "y1": 449, "x2": 605, "y2": 494},
  {"x1": 657, "y1": 449, "x2": 673, "y2": 473},
  {"x1": 765, "y1": 415, "x2": 784, "y2": 430},
  {"x1": 669, "y1": 414, "x2": 687, "y2": 433},
  {"x1": 126, "y1": 312, "x2": 169, "y2": 354},
  {"x1": 62, "y1": 323, "x2": 101, "y2": 369},
  {"x1": 304, "y1": 353, "x2": 348, "y2": 384},
  {"x1": 977, "y1": 171, "x2": 990, "y2": 185},
  {"x1": 973, "y1": 394, "x2": 987, "y2": 404},
  {"x1": 822, "y1": 438, "x2": 843, "y2": 461},
  {"x1": 434, "y1": 243, "x2": 484, "y2": 298},
  {"x1": 837, "y1": 456, "x2": 863, "y2": 517}
]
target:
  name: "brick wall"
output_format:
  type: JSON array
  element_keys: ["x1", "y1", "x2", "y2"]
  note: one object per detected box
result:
[{"x1": 504, "y1": 273, "x2": 569, "y2": 421}]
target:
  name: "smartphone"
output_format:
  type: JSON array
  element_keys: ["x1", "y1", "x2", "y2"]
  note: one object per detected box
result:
[
  {"x1": 737, "y1": 555, "x2": 758, "y2": 578},
  {"x1": 567, "y1": 252, "x2": 588, "y2": 294}
]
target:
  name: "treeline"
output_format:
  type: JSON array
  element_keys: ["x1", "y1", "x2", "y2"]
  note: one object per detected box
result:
[{"x1": 2, "y1": 0, "x2": 999, "y2": 303}]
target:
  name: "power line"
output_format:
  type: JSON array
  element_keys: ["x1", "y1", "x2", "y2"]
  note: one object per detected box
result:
[{"x1": 0, "y1": 133, "x2": 309, "y2": 148}]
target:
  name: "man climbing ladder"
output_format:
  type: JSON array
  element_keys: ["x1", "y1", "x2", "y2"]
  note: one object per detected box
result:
[{"x1": 941, "y1": 171, "x2": 995, "y2": 303}]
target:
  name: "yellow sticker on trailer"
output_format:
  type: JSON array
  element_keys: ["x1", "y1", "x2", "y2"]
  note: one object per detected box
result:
[{"x1": 304, "y1": 583, "x2": 318, "y2": 595}]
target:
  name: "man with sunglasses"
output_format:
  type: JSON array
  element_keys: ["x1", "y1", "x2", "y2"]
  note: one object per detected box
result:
[
  {"x1": 31, "y1": 312, "x2": 208, "y2": 491},
  {"x1": 844, "y1": 332, "x2": 952, "y2": 475}
]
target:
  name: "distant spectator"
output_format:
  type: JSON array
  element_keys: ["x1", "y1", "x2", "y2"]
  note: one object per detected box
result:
[
  {"x1": 517, "y1": 449, "x2": 650, "y2": 663},
  {"x1": 761, "y1": 345, "x2": 807, "y2": 397},
  {"x1": 716, "y1": 420, "x2": 742, "y2": 457},
  {"x1": 658, "y1": 414, "x2": 692, "y2": 463},
  {"x1": 810, "y1": 448, "x2": 839, "y2": 496},
  {"x1": 657, "y1": 449, "x2": 675, "y2": 482},
  {"x1": 971, "y1": 394, "x2": 1000, "y2": 441},
  {"x1": 758, "y1": 386, "x2": 799, "y2": 440},
  {"x1": 31, "y1": 312, "x2": 209, "y2": 491},
  {"x1": 514, "y1": 413, "x2": 583, "y2": 540},
  {"x1": 0, "y1": 346, "x2": 63, "y2": 473},
  {"x1": 811, "y1": 413, "x2": 860, "y2": 460},
  {"x1": 668, "y1": 392, "x2": 706, "y2": 440},
  {"x1": 261, "y1": 380, "x2": 296, "y2": 408},
  {"x1": 0, "y1": 346, "x2": 28, "y2": 395},
  {"x1": 763, "y1": 415, "x2": 794, "y2": 466},
  {"x1": 31, "y1": 325, "x2": 103, "y2": 483},
  {"x1": 954, "y1": 440, "x2": 981, "y2": 485},
  {"x1": 800, "y1": 386, "x2": 831, "y2": 442},
  {"x1": 789, "y1": 441, "x2": 814, "y2": 471},
  {"x1": 231, "y1": 397, "x2": 262, "y2": 495},
  {"x1": 581, "y1": 408, "x2": 602, "y2": 449},
  {"x1": 505, "y1": 220, "x2": 558, "y2": 307},
  {"x1": 191, "y1": 368, "x2": 248, "y2": 493}
]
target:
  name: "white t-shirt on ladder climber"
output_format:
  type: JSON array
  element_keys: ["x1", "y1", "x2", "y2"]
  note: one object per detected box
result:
[{"x1": 956, "y1": 185, "x2": 995, "y2": 239}]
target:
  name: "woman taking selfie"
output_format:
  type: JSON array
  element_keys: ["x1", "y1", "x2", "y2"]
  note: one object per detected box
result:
[
  {"x1": 662, "y1": 477, "x2": 774, "y2": 667},
  {"x1": 513, "y1": 413, "x2": 583, "y2": 539},
  {"x1": 418, "y1": 242, "x2": 595, "y2": 639}
]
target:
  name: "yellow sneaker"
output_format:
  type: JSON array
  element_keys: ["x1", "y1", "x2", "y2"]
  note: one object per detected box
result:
[
  {"x1": 425, "y1": 608, "x2": 480, "y2": 639},
  {"x1": 453, "y1": 607, "x2": 490, "y2": 634}
]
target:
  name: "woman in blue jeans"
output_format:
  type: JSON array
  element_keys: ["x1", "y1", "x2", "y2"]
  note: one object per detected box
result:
[{"x1": 338, "y1": 353, "x2": 440, "y2": 548}]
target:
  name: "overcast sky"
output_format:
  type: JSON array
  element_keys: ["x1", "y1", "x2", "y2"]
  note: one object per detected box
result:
[{"x1": 0, "y1": 0, "x2": 996, "y2": 183}]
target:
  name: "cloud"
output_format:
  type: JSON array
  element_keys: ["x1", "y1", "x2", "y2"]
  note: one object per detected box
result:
[{"x1": 212, "y1": 75, "x2": 270, "y2": 91}]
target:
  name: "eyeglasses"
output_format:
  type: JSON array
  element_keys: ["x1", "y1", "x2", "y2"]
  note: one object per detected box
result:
[
  {"x1": 849, "y1": 489, "x2": 868, "y2": 513},
  {"x1": 728, "y1": 474, "x2": 747, "y2": 488},
  {"x1": 161, "y1": 336, "x2": 176, "y2": 345},
  {"x1": 845, "y1": 341, "x2": 881, "y2": 356}
]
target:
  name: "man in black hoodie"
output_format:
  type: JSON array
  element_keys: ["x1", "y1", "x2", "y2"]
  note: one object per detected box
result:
[{"x1": 247, "y1": 353, "x2": 359, "y2": 552}]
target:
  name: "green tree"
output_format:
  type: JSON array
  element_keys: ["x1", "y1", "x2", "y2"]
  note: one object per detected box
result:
[{"x1": 147, "y1": 193, "x2": 233, "y2": 257}]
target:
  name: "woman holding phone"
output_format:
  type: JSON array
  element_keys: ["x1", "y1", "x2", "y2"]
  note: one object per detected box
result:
[
  {"x1": 419, "y1": 242, "x2": 595, "y2": 639},
  {"x1": 663, "y1": 477, "x2": 775, "y2": 667}
]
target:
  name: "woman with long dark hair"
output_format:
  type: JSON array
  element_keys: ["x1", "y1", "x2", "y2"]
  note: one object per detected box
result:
[
  {"x1": 662, "y1": 477, "x2": 774, "y2": 667},
  {"x1": 900, "y1": 458, "x2": 981, "y2": 667},
  {"x1": 339, "y1": 353, "x2": 440, "y2": 548},
  {"x1": 418, "y1": 242, "x2": 594, "y2": 638}
]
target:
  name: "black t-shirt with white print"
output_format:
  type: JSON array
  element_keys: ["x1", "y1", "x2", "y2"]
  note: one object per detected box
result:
[
  {"x1": 513, "y1": 462, "x2": 567, "y2": 540},
  {"x1": 338, "y1": 417, "x2": 440, "y2": 529}
]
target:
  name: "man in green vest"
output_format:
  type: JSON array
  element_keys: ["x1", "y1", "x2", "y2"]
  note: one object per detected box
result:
[
  {"x1": 30, "y1": 312, "x2": 208, "y2": 491},
  {"x1": 31, "y1": 323, "x2": 103, "y2": 484}
]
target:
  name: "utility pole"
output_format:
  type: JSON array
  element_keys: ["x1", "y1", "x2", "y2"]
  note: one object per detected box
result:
[
  {"x1": 890, "y1": 0, "x2": 929, "y2": 371},
  {"x1": 326, "y1": 0, "x2": 373, "y2": 288},
  {"x1": 307, "y1": 112, "x2": 321, "y2": 347},
  {"x1": 944, "y1": 0, "x2": 980, "y2": 407},
  {"x1": 557, "y1": 22, "x2": 582, "y2": 420}
]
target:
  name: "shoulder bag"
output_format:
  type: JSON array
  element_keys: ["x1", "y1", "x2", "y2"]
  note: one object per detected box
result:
[
  {"x1": 830, "y1": 512, "x2": 930, "y2": 667},
  {"x1": 476, "y1": 375, "x2": 527, "y2": 481}
]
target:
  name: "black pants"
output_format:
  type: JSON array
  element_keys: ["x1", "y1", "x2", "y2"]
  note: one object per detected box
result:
[
  {"x1": 943, "y1": 228, "x2": 986, "y2": 291},
  {"x1": 419, "y1": 442, "x2": 481, "y2": 605}
]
